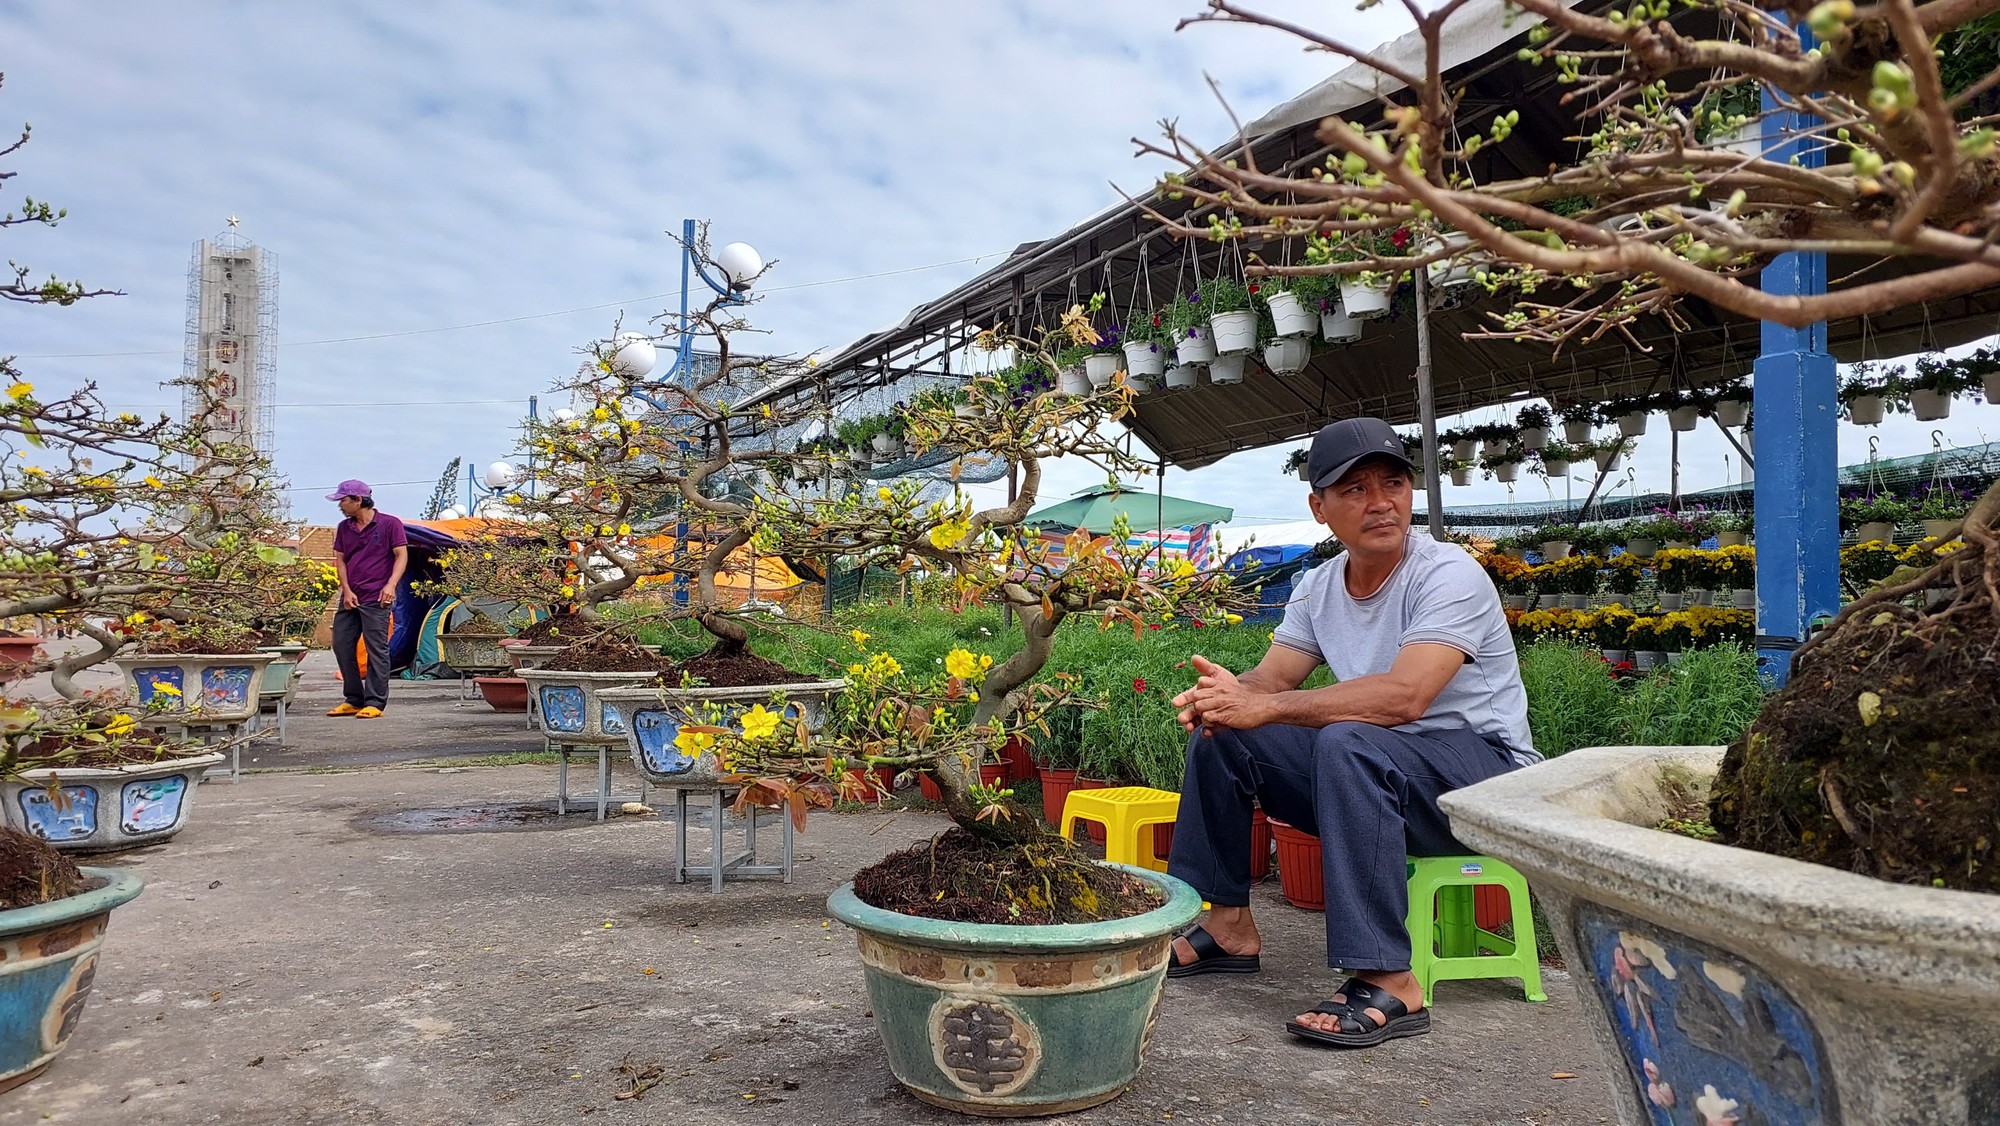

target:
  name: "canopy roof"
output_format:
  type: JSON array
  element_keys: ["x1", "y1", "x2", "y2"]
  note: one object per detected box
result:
[
  {"x1": 771, "y1": 0, "x2": 2000, "y2": 470},
  {"x1": 1024, "y1": 483, "x2": 1233, "y2": 533}
]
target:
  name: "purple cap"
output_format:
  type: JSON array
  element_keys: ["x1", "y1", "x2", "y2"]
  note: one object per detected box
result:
[{"x1": 325, "y1": 479, "x2": 372, "y2": 501}]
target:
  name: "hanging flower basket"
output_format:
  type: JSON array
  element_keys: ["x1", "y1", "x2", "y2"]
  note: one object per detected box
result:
[
  {"x1": 1262, "y1": 337, "x2": 1311, "y2": 375},
  {"x1": 1847, "y1": 395, "x2": 1887, "y2": 426},
  {"x1": 1715, "y1": 399, "x2": 1752, "y2": 428},
  {"x1": 1984, "y1": 374, "x2": 2000, "y2": 401},
  {"x1": 1174, "y1": 325, "x2": 1217, "y2": 365},
  {"x1": 1450, "y1": 466, "x2": 1473, "y2": 487},
  {"x1": 1163, "y1": 363, "x2": 1200, "y2": 391},
  {"x1": 1594, "y1": 447, "x2": 1625, "y2": 473},
  {"x1": 1121, "y1": 340, "x2": 1168, "y2": 379},
  {"x1": 1668, "y1": 405, "x2": 1701, "y2": 432},
  {"x1": 1208, "y1": 353, "x2": 1246, "y2": 385},
  {"x1": 1266, "y1": 291, "x2": 1318, "y2": 337},
  {"x1": 1519, "y1": 427, "x2": 1549, "y2": 452},
  {"x1": 1058, "y1": 366, "x2": 1091, "y2": 397},
  {"x1": 1420, "y1": 232, "x2": 1481, "y2": 289},
  {"x1": 1209, "y1": 310, "x2": 1258, "y2": 355},
  {"x1": 1338, "y1": 276, "x2": 1392, "y2": 319},
  {"x1": 1616, "y1": 411, "x2": 1649, "y2": 438},
  {"x1": 1562, "y1": 419, "x2": 1594, "y2": 445},
  {"x1": 1493, "y1": 462, "x2": 1520, "y2": 484},
  {"x1": 1543, "y1": 458, "x2": 1571, "y2": 477},
  {"x1": 1911, "y1": 388, "x2": 1952, "y2": 421},
  {"x1": 1320, "y1": 303, "x2": 1363, "y2": 343},
  {"x1": 1450, "y1": 438, "x2": 1476, "y2": 462},
  {"x1": 1084, "y1": 353, "x2": 1121, "y2": 389}
]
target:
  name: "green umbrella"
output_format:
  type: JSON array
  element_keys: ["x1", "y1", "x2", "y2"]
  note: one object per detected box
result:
[{"x1": 1023, "y1": 484, "x2": 1234, "y2": 534}]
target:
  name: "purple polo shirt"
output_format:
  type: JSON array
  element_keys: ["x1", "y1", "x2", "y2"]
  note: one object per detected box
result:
[{"x1": 332, "y1": 511, "x2": 408, "y2": 601}]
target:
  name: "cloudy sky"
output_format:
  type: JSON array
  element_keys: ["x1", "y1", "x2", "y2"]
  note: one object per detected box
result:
[{"x1": 7, "y1": 1, "x2": 1997, "y2": 540}]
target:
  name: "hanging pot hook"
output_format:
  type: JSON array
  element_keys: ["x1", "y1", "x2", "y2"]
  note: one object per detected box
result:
[
  {"x1": 1868, "y1": 434, "x2": 1880, "y2": 459},
  {"x1": 1933, "y1": 429, "x2": 1947, "y2": 451}
]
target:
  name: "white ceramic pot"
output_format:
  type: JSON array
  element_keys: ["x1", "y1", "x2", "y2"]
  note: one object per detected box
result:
[
  {"x1": 1209, "y1": 310, "x2": 1258, "y2": 355},
  {"x1": 1714, "y1": 399, "x2": 1751, "y2": 428},
  {"x1": 1320, "y1": 307, "x2": 1362, "y2": 344},
  {"x1": 1449, "y1": 467, "x2": 1472, "y2": 487},
  {"x1": 1541, "y1": 540, "x2": 1573, "y2": 560},
  {"x1": 1059, "y1": 366, "x2": 1091, "y2": 396},
  {"x1": 1657, "y1": 591, "x2": 1684, "y2": 610},
  {"x1": 1668, "y1": 405, "x2": 1700, "y2": 432},
  {"x1": 1450, "y1": 439, "x2": 1476, "y2": 462},
  {"x1": 1715, "y1": 530, "x2": 1748, "y2": 548},
  {"x1": 4, "y1": 752, "x2": 226, "y2": 852},
  {"x1": 1518, "y1": 427, "x2": 1548, "y2": 451},
  {"x1": 1911, "y1": 388, "x2": 1951, "y2": 421},
  {"x1": 1542, "y1": 458, "x2": 1571, "y2": 478},
  {"x1": 1262, "y1": 337, "x2": 1311, "y2": 375},
  {"x1": 1266, "y1": 291, "x2": 1318, "y2": 337},
  {"x1": 1855, "y1": 521, "x2": 1896, "y2": 544},
  {"x1": 1121, "y1": 340, "x2": 1168, "y2": 378},
  {"x1": 1163, "y1": 364, "x2": 1200, "y2": 391},
  {"x1": 1594, "y1": 448, "x2": 1624, "y2": 473},
  {"x1": 1616, "y1": 411, "x2": 1648, "y2": 438},
  {"x1": 1339, "y1": 276, "x2": 1392, "y2": 319},
  {"x1": 1207, "y1": 353, "x2": 1246, "y2": 385},
  {"x1": 1084, "y1": 353, "x2": 1122, "y2": 389},
  {"x1": 1442, "y1": 744, "x2": 2000, "y2": 1126},
  {"x1": 1562, "y1": 420, "x2": 1594, "y2": 445},
  {"x1": 1174, "y1": 325, "x2": 1217, "y2": 365},
  {"x1": 1846, "y1": 394, "x2": 1886, "y2": 426},
  {"x1": 1493, "y1": 462, "x2": 1519, "y2": 483}
]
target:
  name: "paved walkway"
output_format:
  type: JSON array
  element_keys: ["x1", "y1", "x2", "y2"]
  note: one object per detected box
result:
[{"x1": 2, "y1": 656, "x2": 1615, "y2": 1124}]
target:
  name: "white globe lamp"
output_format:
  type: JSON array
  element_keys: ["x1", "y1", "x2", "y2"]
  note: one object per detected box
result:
[
  {"x1": 551, "y1": 407, "x2": 577, "y2": 424},
  {"x1": 482, "y1": 461, "x2": 515, "y2": 490},
  {"x1": 437, "y1": 505, "x2": 465, "y2": 520},
  {"x1": 612, "y1": 333, "x2": 658, "y2": 380},
  {"x1": 717, "y1": 242, "x2": 764, "y2": 290}
]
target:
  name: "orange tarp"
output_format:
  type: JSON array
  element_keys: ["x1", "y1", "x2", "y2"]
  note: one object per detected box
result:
[{"x1": 406, "y1": 519, "x2": 805, "y2": 599}]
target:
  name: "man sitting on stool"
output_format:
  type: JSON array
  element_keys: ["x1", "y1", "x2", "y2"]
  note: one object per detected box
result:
[{"x1": 1165, "y1": 417, "x2": 1539, "y2": 1048}]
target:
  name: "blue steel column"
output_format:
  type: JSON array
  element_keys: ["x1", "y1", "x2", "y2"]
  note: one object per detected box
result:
[{"x1": 1753, "y1": 78, "x2": 1839, "y2": 683}]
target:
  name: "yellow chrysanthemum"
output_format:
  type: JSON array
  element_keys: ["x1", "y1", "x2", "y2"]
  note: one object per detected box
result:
[{"x1": 738, "y1": 704, "x2": 780, "y2": 742}]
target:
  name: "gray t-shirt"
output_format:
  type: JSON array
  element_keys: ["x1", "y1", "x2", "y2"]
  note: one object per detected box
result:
[{"x1": 1272, "y1": 531, "x2": 1539, "y2": 764}]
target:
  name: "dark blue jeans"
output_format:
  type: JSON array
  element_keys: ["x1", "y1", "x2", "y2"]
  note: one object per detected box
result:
[
  {"x1": 1166, "y1": 722, "x2": 1519, "y2": 973},
  {"x1": 331, "y1": 603, "x2": 393, "y2": 709}
]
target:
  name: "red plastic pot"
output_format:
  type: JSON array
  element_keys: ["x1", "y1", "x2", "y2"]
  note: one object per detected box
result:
[
  {"x1": 1250, "y1": 807, "x2": 1273, "y2": 883},
  {"x1": 1038, "y1": 766, "x2": 1079, "y2": 826},
  {"x1": 1475, "y1": 884, "x2": 1514, "y2": 930},
  {"x1": 841, "y1": 768, "x2": 897, "y2": 804},
  {"x1": 0, "y1": 636, "x2": 42, "y2": 685},
  {"x1": 999, "y1": 736, "x2": 1035, "y2": 782},
  {"x1": 1269, "y1": 818, "x2": 1324, "y2": 911},
  {"x1": 919, "y1": 763, "x2": 1004, "y2": 802},
  {"x1": 472, "y1": 675, "x2": 529, "y2": 713}
]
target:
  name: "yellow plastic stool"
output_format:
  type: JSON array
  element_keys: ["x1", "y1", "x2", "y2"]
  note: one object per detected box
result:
[
  {"x1": 1059, "y1": 787, "x2": 1181, "y2": 872},
  {"x1": 1404, "y1": 855, "x2": 1547, "y2": 1005}
]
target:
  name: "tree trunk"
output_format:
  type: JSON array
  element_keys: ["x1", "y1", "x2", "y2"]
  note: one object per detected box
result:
[
  {"x1": 50, "y1": 624, "x2": 122, "y2": 701},
  {"x1": 933, "y1": 601, "x2": 1061, "y2": 844}
]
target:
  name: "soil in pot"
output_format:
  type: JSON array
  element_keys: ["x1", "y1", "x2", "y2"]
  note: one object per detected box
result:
[
  {"x1": 0, "y1": 828, "x2": 84, "y2": 910},
  {"x1": 447, "y1": 611, "x2": 510, "y2": 636},
  {"x1": 1710, "y1": 479, "x2": 2000, "y2": 892},
  {"x1": 538, "y1": 635, "x2": 678, "y2": 676},
  {"x1": 514, "y1": 614, "x2": 598, "y2": 646},
  {"x1": 852, "y1": 828, "x2": 1163, "y2": 925},
  {"x1": 678, "y1": 648, "x2": 817, "y2": 688}
]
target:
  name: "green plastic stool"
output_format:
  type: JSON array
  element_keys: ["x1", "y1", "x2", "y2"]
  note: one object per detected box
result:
[{"x1": 1404, "y1": 856, "x2": 1548, "y2": 1005}]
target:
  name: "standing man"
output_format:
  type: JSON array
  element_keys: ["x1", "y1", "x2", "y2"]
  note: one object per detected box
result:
[
  {"x1": 326, "y1": 480, "x2": 407, "y2": 719},
  {"x1": 1164, "y1": 417, "x2": 1538, "y2": 1049}
]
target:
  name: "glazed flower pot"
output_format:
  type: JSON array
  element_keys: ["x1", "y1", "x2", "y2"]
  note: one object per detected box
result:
[
  {"x1": 4, "y1": 752, "x2": 225, "y2": 853},
  {"x1": 1921, "y1": 518, "x2": 1959, "y2": 542},
  {"x1": 827, "y1": 864, "x2": 1201, "y2": 1116},
  {"x1": 519, "y1": 668, "x2": 663, "y2": 746},
  {"x1": 1261, "y1": 337, "x2": 1310, "y2": 375},
  {"x1": 1668, "y1": 405, "x2": 1700, "y2": 432},
  {"x1": 1208, "y1": 310, "x2": 1258, "y2": 355},
  {"x1": 1266, "y1": 291, "x2": 1318, "y2": 337},
  {"x1": 1855, "y1": 521, "x2": 1896, "y2": 545},
  {"x1": 1845, "y1": 394, "x2": 1886, "y2": 426},
  {"x1": 1120, "y1": 341, "x2": 1167, "y2": 379},
  {"x1": 503, "y1": 643, "x2": 566, "y2": 673},
  {"x1": 1162, "y1": 364, "x2": 1200, "y2": 391},
  {"x1": 1058, "y1": 367, "x2": 1091, "y2": 397},
  {"x1": 1084, "y1": 353, "x2": 1122, "y2": 389},
  {"x1": 0, "y1": 866, "x2": 144, "y2": 1093},
  {"x1": 1338, "y1": 276, "x2": 1392, "y2": 319},
  {"x1": 1441, "y1": 745, "x2": 2000, "y2": 1125},
  {"x1": 1206, "y1": 353, "x2": 1246, "y2": 385},
  {"x1": 472, "y1": 675, "x2": 529, "y2": 712},
  {"x1": 1320, "y1": 307, "x2": 1362, "y2": 344},
  {"x1": 1519, "y1": 427, "x2": 1549, "y2": 451},
  {"x1": 1616, "y1": 411, "x2": 1649, "y2": 438},
  {"x1": 1714, "y1": 399, "x2": 1751, "y2": 428},
  {"x1": 1269, "y1": 819, "x2": 1324, "y2": 910},
  {"x1": 601, "y1": 680, "x2": 847, "y2": 788},
  {"x1": 0, "y1": 637, "x2": 43, "y2": 685},
  {"x1": 1911, "y1": 388, "x2": 1951, "y2": 421},
  {"x1": 1625, "y1": 537, "x2": 1658, "y2": 559},
  {"x1": 439, "y1": 631, "x2": 511, "y2": 675},
  {"x1": 1562, "y1": 420, "x2": 1594, "y2": 445},
  {"x1": 1173, "y1": 326, "x2": 1216, "y2": 366},
  {"x1": 111, "y1": 653, "x2": 277, "y2": 726}
]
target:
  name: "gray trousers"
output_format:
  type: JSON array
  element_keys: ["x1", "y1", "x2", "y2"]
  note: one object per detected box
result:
[
  {"x1": 331, "y1": 603, "x2": 393, "y2": 709},
  {"x1": 1166, "y1": 721, "x2": 1519, "y2": 972}
]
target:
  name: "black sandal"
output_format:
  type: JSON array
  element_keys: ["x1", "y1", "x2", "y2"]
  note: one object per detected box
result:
[
  {"x1": 1166, "y1": 925, "x2": 1262, "y2": 978},
  {"x1": 1285, "y1": 977, "x2": 1432, "y2": 1047}
]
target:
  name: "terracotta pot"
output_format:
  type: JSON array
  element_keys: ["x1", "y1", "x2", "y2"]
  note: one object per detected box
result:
[
  {"x1": 1269, "y1": 818, "x2": 1325, "y2": 910},
  {"x1": 1038, "y1": 766, "x2": 1079, "y2": 826},
  {"x1": 0, "y1": 636, "x2": 41, "y2": 685},
  {"x1": 472, "y1": 675, "x2": 529, "y2": 712}
]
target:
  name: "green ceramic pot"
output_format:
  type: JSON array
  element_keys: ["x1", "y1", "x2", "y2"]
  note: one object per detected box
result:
[
  {"x1": 0, "y1": 867, "x2": 144, "y2": 1092},
  {"x1": 827, "y1": 863, "x2": 1201, "y2": 1117}
]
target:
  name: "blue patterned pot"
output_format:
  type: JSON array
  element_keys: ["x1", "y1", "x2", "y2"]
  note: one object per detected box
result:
[
  {"x1": 600, "y1": 680, "x2": 846, "y2": 788},
  {"x1": 827, "y1": 864, "x2": 1200, "y2": 1116},
  {"x1": 3, "y1": 753, "x2": 225, "y2": 853},
  {"x1": 0, "y1": 867, "x2": 144, "y2": 1092},
  {"x1": 111, "y1": 654, "x2": 276, "y2": 725},
  {"x1": 516, "y1": 669, "x2": 663, "y2": 745}
]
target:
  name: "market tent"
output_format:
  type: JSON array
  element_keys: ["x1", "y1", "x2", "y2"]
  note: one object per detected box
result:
[
  {"x1": 1217, "y1": 519, "x2": 1333, "y2": 557},
  {"x1": 1024, "y1": 484, "x2": 1233, "y2": 533}
]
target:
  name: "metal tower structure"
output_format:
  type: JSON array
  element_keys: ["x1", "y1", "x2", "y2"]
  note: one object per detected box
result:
[{"x1": 183, "y1": 217, "x2": 278, "y2": 463}]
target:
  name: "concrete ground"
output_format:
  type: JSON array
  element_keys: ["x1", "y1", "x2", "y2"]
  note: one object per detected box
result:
[{"x1": 3, "y1": 654, "x2": 1616, "y2": 1125}]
